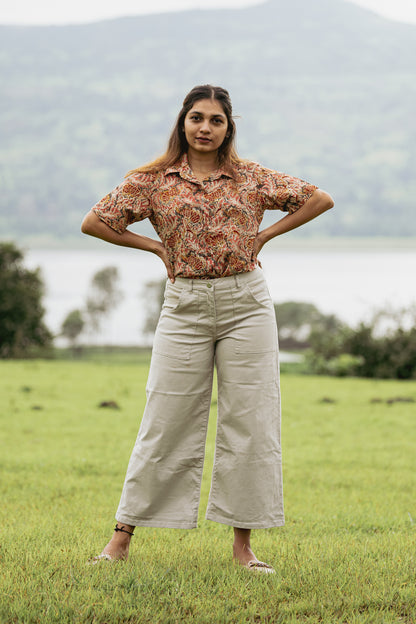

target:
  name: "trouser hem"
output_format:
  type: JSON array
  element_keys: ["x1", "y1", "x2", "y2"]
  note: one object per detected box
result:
[
  {"x1": 115, "y1": 515, "x2": 197, "y2": 530},
  {"x1": 205, "y1": 512, "x2": 285, "y2": 529}
]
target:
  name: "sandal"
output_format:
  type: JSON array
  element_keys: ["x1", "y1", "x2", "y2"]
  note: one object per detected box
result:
[
  {"x1": 86, "y1": 553, "x2": 114, "y2": 565},
  {"x1": 245, "y1": 560, "x2": 275, "y2": 574}
]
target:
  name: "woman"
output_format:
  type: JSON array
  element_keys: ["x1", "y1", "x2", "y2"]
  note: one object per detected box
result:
[{"x1": 82, "y1": 85, "x2": 333, "y2": 573}]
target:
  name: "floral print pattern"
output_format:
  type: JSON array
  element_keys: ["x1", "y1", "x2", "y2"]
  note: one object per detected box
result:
[{"x1": 92, "y1": 154, "x2": 317, "y2": 279}]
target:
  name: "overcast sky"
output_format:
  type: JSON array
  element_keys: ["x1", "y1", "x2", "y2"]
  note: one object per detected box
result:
[{"x1": 1, "y1": 0, "x2": 416, "y2": 26}]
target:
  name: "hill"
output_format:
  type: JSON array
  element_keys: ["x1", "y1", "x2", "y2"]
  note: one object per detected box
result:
[{"x1": 0, "y1": 0, "x2": 415, "y2": 242}]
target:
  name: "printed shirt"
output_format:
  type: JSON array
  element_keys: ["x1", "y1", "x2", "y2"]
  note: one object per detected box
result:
[{"x1": 92, "y1": 154, "x2": 317, "y2": 279}]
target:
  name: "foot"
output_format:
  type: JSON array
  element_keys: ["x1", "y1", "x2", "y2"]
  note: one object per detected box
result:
[
  {"x1": 88, "y1": 524, "x2": 133, "y2": 564},
  {"x1": 233, "y1": 529, "x2": 275, "y2": 574},
  {"x1": 100, "y1": 534, "x2": 130, "y2": 561},
  {"x1": 233, "y1": 542, "x2": 258, "y2": 567}
]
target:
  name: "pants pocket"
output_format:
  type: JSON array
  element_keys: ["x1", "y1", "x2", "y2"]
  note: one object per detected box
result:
[
  {"x1": 245, "y1": 280, "x2": 274, "y2": 309},
  {"x1": 231, "y1": 282, "x2": 277, "y2": 355},
  {"x1": 152, "y1": 289, "x2": 199, "y2": 361},
  {"x1": 161, "y1": 282, "x2": 185, "y2": 311}
]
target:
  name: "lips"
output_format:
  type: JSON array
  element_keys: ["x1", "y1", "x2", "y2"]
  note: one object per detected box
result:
[{"x1": 196, "y1": 137, "x2": 211, "y2": 143}]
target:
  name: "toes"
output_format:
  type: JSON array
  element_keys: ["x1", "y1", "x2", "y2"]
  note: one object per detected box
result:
[
  {"x1": 246, "y1": 560, "x2": 275, "y2": 574},
  {"x1": 86, "y1": 553, "x2": 114, "y2": 566}
]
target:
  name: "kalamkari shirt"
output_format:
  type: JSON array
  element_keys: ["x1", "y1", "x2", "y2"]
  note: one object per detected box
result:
[{"x1": 92, "y1": 153, "x2": 317, "y2": 279}]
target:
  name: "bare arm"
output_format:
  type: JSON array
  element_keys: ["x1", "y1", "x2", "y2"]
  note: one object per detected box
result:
[
  {"x1": 81, "y1": 211, "x2": 175, "y2": 282},
  {"x1": 253, "y1": 189, "x2": 334, "y2": 258}
]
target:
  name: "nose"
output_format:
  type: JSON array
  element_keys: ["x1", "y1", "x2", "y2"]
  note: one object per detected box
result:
[{"x1": 200, "y1": 119, "x2": 211, "y2": 133}]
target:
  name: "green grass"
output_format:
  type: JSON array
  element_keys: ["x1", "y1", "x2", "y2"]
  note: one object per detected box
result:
[{"x1": 0, "y1": 358, "x2": 415, "y2": 623}]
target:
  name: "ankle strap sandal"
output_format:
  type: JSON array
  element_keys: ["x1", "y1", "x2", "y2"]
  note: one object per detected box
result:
[{"x1": 114, "y1": 524, "x2": 134, "y2": 536}]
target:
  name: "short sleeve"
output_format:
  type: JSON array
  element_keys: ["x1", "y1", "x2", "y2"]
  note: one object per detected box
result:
[
  {"x1": 92, "y1": 173, "x2": 155, "y2": 234},
  {"x1": 256, "y1": 165, "x2": 318, "y2": 214}
]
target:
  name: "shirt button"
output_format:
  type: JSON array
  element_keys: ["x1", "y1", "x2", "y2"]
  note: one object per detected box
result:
[{"x1": 207, "y1": 283, "x2": 212, "y2": 288}]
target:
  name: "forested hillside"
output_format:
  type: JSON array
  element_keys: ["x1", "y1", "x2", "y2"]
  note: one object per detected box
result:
[{"x1": 1, "y1": 0, "x2": 415, "y2": 242}]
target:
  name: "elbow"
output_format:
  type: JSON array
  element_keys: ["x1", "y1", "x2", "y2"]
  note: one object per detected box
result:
[
  {"x1": 326, "y1": 194, "x2": 335, "y2": 211},
  {"x1": 321, "y1": 190, "x2": 334, "y2": 211},
  {"x1": 81, "y1": 211, "x2": 98, "y2": 235},
  {"x1": 313, "y1": 189, "x2": 334, "y2": 213}
]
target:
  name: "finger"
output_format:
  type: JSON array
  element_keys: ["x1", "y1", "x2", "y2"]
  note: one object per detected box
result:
[
  {"x1": 252, "y1": 250, "x2": 262, "y2": 269},
  {"x1": 165, "y1": 261, "x2": 175, "y2": 283},
  {"x1": 158, "y1": 248, "x2": 174, "y2": 283}
]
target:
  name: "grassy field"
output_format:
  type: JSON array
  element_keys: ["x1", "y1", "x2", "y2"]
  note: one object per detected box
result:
[{"x1": 0, "y1": 357, "x2": 415, "y2": 623}]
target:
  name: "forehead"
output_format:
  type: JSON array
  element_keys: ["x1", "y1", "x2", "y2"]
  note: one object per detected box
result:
[{"x1": 188, "y1": 98, "x2": 226, "y2": 117}]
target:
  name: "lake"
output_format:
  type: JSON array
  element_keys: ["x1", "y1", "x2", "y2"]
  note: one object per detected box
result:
[{"x1": 26, "y1": 244, "x2": 416, "y2": 346}]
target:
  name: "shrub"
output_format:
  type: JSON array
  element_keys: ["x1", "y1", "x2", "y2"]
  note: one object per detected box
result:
[{"x1": 307, "y1": 309, "x2": 416, "y2": 379}]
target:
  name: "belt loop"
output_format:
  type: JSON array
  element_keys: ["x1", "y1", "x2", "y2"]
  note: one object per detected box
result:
[
  {"x1": 191, "y1": 279, "x2": 194, "y2": 292},
  {"x1": 234, "y1": 274, "x2": 240, "y2": 288}
]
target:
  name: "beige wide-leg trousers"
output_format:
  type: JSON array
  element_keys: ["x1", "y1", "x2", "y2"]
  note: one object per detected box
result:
[{"x1": 116, "y1": 267, "x2": 284, "y2": 529}]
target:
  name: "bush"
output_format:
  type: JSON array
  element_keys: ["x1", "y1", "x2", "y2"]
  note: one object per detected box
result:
[
  {"x1": 307, "y1": 310, "x2": 416, "y2": 379},
  {"x1": 305, "y1": 351, "x2": 364, "y2": 377},
  {"x1": 346, "y1": 325, "x2": 416, "y2": 379}
]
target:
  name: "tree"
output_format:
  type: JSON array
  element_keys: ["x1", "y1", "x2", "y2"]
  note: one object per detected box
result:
[
  {"x1": 274, "y1": 301, "x2": 345, "y2": 350},
  {"x1": 60, "y1": 309, "x2": 85, "y2": 351},
  {"x1": 0, "y1": 242, "x2": 52, "y2": 357},
  {"x1": 85, "y1": 266, "x2": 123, "y2": 334}
]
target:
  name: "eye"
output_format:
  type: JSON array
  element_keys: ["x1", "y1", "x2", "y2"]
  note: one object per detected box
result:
[
  {"x1": 212, "y1": 118, "x2": 224, "y2": 124},
  {"x1": 189, "y1": 114, "x2": 201, "y2": 121}
]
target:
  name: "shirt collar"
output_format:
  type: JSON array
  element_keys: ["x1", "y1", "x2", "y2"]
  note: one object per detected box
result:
[{"x1": 165, "y1": 153, "x2": 233, "y2": 182}]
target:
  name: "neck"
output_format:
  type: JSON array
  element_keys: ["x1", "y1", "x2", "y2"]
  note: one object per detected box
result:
[{"x1": 187, "y1": 149, "x2": 219, "y2": 174}]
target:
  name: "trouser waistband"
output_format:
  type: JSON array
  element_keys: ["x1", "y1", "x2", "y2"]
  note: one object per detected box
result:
[{"x1": 172, "y1": 267, "x2": 261, "y2": 291}]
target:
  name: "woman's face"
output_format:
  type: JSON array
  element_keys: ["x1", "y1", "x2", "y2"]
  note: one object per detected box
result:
[{"x1": 183, "y1": 98, "x2": 229, "y2": 157}]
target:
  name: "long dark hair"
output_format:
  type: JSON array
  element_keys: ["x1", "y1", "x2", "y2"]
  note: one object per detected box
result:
[{"x1": 127, "y1": 85, "x2": 241, "y2": 176}]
